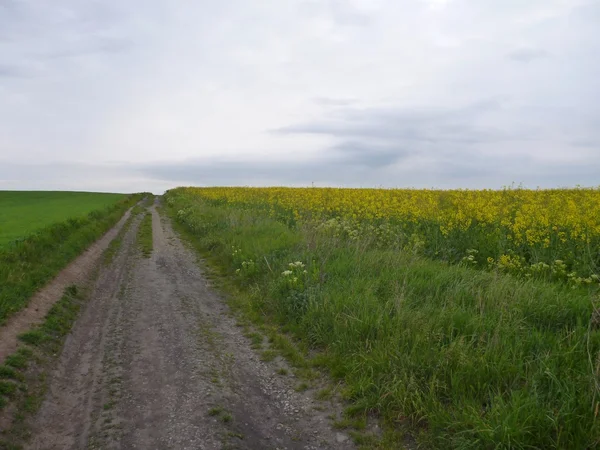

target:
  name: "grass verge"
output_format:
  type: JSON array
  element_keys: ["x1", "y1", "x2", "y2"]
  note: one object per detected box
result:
[
  {"x1": 165, "y1": 193, "x2": 600, "y2": 449},
  {"x1": 0, "y1": 193, "x2": 145, "y2": 324},
  {"x1": 0, "y1": 285, "x2": 85, "y2": 448}
]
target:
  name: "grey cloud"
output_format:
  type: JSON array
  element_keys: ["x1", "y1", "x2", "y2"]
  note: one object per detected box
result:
[
  {"x1": 136, "y1": 152, "x2": 600, "y2": 190},
  {"x1": 332, "y1": 141, "x2": 412, "y2": 168},
  {"x1": 0, "y1": 63, "x2": 27, "y2": 77},
  {"x1": 2, "y1": 150, "x2": 599, "y2": 194},
  {"x1": 275, "y1": 99, "x2": 522, "y2": 145},
  {"x1": 507, "y1": 48, "x2": 549, "y2": 62}
]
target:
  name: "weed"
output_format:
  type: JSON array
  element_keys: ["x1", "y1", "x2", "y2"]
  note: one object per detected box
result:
[
  {"x1": 208, "y1": 406, "x2": 224, "y2": 416},
  {"x1": 315, "y1": 387, "x2": 333, "y2": 401},
  {"x1": 0, "y1": 380, "x2": 18, "y2": 396},
  {"x1": 246, "y1": 332, "x2": 263, "y2": 349},
  {"x1": 260, "y1": 350, "x2": 277, "y2": 362},
  {"x1": 226, "y1": 431, "x2": 243, "y2": 439},
  {"x1": 295, "y1": 382, "x2": 310, "y2": 392}
]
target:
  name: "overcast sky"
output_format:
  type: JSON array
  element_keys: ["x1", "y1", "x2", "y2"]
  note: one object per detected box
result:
[{"x1": 1, "y1": 0, "x2": 598, "y2": 193}]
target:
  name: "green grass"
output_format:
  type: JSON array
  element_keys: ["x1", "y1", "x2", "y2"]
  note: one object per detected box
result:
[
  {"x1": 137, "y1": 212, "x2": 153, "y2": 258},
  {"x1": 166, "y1": 192, "x2": 600, "y2": 449},
  {"x1": 0, "y1": 191, "x2": 126, "y2": 248},
  {"x1": 0, "y1": 192, "x2": 143, "y2": 324}
]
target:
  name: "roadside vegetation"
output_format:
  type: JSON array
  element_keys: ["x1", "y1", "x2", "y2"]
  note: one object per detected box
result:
[
  {"x1": 0, "y1": 193, "x2": 144, "y2": 324},
  {"x1": 166, "y1": 187, "x2": 600, "y2": 449},
  {"x1": 0, "y1": 285, "x2": 84, "y2": 447},
  {"x1": 179, "y1": 186, "x2": 600, "y2": 287}
]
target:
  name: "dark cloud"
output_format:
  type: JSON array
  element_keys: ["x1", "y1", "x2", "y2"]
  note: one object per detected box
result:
[{"x1": 507, "y1": 48, "x2": 549, "y2": 62}]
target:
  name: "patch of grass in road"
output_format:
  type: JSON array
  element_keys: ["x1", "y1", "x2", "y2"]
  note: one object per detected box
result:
[
  {"x1": 315, "y1": 387, "x2": 334, "y2": 401},
  {"x1": 208, "y1": 406, "x2": 224, "y2": 416},
  {"x1": 245, "y1": 332, "x2": 263, "y2": 349},
  {"x1": 0, "y1": 193, "x2": 145, "y2": 325},
  {"x1": 294, "y1": 382, "x2": 310, "y2": 392},
  {"x1": 226, "y1": 431, "x2": 243, "y2": 439},
  {"x1": 137, "y1": 212, "x2": 153, "y2": 258},
  {"x1": 259, "y1": 349, "x2": 277, "y2": 362},
  {"x1": 208, "y1": 405, "x2": 233, "y2": 423},
  {"x1": 0, "y1": 285, "x2": 85, "y2": 448}
]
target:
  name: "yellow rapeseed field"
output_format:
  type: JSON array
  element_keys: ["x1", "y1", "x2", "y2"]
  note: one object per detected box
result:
[{"x1": 174, "y1": 187, "x2": 600, "y2": 284}]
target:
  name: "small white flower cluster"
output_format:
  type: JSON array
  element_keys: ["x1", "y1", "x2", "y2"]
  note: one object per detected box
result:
[
  {"x1": 281, "y1": 261, "x2": 307, "y2": 283},
  {"x1": 462, "y1": 249, "x2": 478, "y2": 265},
  {"x1": 236, "y1": 259, "x2": 255, "y2": 274},
  {"x1": 232, "y1": 246, "x2": 242, "y2": 257},
  {"x1": 176, "y1": 208, "x2": 190, "y2": 220}
]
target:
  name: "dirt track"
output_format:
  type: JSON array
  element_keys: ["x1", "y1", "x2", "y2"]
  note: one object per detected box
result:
[
  {"x1": 0, "y1": 206, "x2": 134, "y2": 363},
  {"x1": 25, "y1": 201, "x2": 353, "y2": 450}
]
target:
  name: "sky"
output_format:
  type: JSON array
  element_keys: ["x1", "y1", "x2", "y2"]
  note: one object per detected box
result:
[{"x1": 0, "y1": 0, "x2": 598, "y2": 193}]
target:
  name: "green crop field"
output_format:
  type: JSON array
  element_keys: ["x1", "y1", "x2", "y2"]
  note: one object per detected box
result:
[
  {"x1": 0, "y1": 191, "x2": 126, "y2": 248},
  {"x1": 0, "y1": 191, "x2": 141, "y2": 324}
]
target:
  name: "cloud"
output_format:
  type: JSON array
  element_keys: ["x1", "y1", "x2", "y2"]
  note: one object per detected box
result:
[
  {"x1": 43, "y1": 37, "x2": 132, "y2": 59},
  {"x1": 314, "y1": 97, "x2": 358, "y2": 107},
  {"x1": 0, "y1": 63, "x2": 26, "y2": 77},
  {"x1": 507, "y1": 48, "x2": 549, "y2": 62},
  {"x1": 275, "y1": 99, "x2": 524, "y2": 145},
  {"x1": 0, "y1": 0, "x2": 598, "y2": 191}
]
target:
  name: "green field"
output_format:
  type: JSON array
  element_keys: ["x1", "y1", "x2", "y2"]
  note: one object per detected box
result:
[
  {"x1": 0, "y1": 191, "x2": 126, "y2": 248},
  {"x1": 0, "y1": 191, "x2": 141, "y2": 324}
]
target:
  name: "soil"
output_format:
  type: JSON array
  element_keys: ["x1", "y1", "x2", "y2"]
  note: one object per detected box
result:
[{"x1": 23, "y1": 201, "x2": 355, "y2": 450}]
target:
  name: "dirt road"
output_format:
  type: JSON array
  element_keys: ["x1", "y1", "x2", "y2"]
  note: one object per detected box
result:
[{"x1": 25, "y1": 202, "x2": 353, "y2": 450}]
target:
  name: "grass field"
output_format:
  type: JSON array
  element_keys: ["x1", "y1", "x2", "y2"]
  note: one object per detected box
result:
[
  {"x1": 0, "y1": 191, "x2": 142, "y2": 324},
  {"x1": 0, "y1": 191, "x2": 126, "y2": 248},
  {"x1": 166, "y1": 187, "x2": 600, "y2": 449}
]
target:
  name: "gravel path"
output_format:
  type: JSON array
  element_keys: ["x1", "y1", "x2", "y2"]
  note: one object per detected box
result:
[{"x1": 25, "y1": 201, "x2": 353, "y2": 450}]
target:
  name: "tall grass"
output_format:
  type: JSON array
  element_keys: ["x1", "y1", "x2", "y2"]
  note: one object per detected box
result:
[
  {"x1": 0, "y1": 194, "x2": 144, "y2": 324},
  {"x1": 171, "y1": 187, "x2": 600, "y2": 286},
  {"x1": 166, "y1": 191, "x2": 600, "y2": 449}
]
